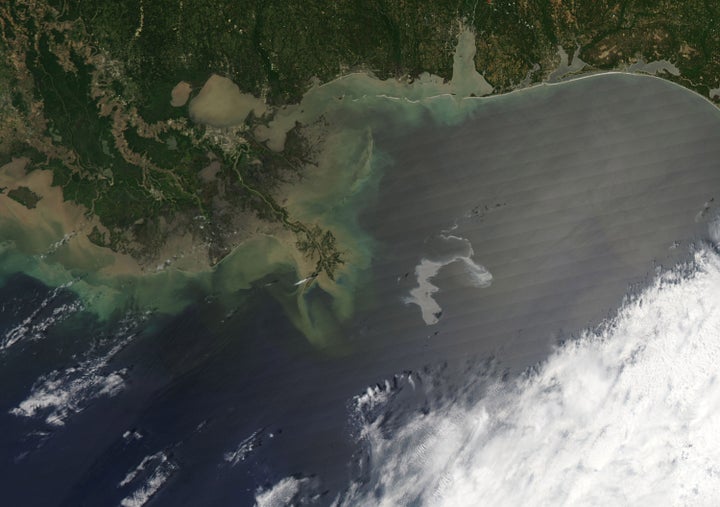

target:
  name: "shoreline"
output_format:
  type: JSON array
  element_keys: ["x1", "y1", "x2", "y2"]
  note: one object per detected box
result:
[
  {"x1": 336, "y1": 69, "x2": 720, "y2": 111},
  {"x1": 2, "y1": 32, "x2": 719, "y2": 341}
]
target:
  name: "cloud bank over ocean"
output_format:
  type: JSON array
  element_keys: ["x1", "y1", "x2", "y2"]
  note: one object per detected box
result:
[
  {"x1": 344, "y1": 245, "x2": 720, "y2": 506},
  {"x1": 259, "y1": 242, "x2": 720, "y2": 506}
]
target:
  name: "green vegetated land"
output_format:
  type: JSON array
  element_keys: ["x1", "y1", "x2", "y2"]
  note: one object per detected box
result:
[
  {"x1": 72, "y1": 0, "x2": 719, "y2": 103},
  {"x1": 1, "y1": 0, "x2": 719, "y2": 277},
  {"x1": 6, "y1": 186, "x2": 41, "y2": 208}
]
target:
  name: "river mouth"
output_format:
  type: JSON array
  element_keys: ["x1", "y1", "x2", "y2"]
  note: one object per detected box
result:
[{"x1": 246, "y1": 72, "x2": 720, "y2": 504}]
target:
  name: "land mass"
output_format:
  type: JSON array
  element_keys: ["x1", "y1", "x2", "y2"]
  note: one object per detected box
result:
[{"x1": 0, "y1": 0, "x2": 719, "y2": 321}]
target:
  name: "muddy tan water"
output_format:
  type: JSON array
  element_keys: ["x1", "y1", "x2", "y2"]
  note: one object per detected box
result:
[{"x1": 3, "y1": 71, "x2": 720, "y2": 507}]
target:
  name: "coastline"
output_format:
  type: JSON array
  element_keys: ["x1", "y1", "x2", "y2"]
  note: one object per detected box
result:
[{"x1": 1, "y1": 26, "x2": 719, "y2": 343}]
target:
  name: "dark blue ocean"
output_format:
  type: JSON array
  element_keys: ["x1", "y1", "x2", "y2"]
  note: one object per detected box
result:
[
  {"x1": 0, "y1": 272, "x2": 365, "y2": 506},
  {"x1": 3, "y1": 73, "x2": 720, "y2": 506}
]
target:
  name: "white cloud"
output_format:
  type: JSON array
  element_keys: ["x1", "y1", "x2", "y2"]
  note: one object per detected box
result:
[
  {"x1": 321, "y1": 245, "x2": 720, "y2": 506},
  {"x1": 224, "y1": 429, "x2": 262, "y2": 467},
  {"x1": 10, "y1": 315, "x2": 141, "y2": 426},
  {"x1": 254, "y1": 477, "x2": 308, "y2": 507},
  {"x1": 1, "y1": 282, "x2": 82, "y2": 352},
  {"x1": 339, "y1": 246, "x2": 720, "y2": 506},
  {"x1": 119, "y1": 451, "x2": 177, "y2": 507}
]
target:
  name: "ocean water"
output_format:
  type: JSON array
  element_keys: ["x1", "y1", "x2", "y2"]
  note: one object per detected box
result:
[
  {"x1": 328, "y1": 244, "x2": 720, "y2": 506},
  {"x1": 1, "y1": 73, "x2": 720, "y2": 506}
]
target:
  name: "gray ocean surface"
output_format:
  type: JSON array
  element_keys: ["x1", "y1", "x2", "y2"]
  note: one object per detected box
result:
[
  {"x1": 354, "y1": 73, "x2": 720, "y2": 372},
  {"x1": 2, "y1": 73, "x2": 720, "y2": 506},
  {"x1": 248, "y1": 73, "x2": 720, "y2": 504}
]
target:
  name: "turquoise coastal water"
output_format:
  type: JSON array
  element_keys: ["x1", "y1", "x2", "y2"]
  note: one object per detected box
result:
[
  {"x1": 4, "y1": 68, "x2": 720, "y2": 506},
  {"x1": 0, "y1": 31, "x2": 492, "y2": 345}
]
